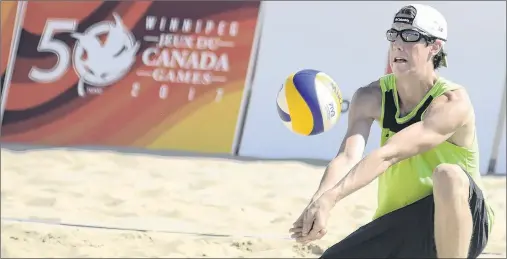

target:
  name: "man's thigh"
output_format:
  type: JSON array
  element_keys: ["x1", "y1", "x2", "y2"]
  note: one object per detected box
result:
[{"x1": 320, "y1": 195, "x2": 436, "y2": 259}]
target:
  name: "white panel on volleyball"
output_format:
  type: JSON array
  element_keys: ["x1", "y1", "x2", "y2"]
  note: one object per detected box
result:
[
  {"x1": 239, "y1": 1, "x2": 506, "y2": 172},
  {"x1": 314, "y1": 79, "x2": 340, "y2": 132},
  {"x1": 276, "y1": 85, "x2": 292, "y2": 130}
]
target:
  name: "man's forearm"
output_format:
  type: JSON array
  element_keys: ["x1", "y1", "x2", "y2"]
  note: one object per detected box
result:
[
  {"x1": 312, "y1": 155, "x2": 358, "y2": 201},
  {"x1": 326, "y1": 150, "x2": 392, "y2": 204}
]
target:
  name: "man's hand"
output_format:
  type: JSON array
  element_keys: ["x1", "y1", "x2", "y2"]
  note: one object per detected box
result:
[{"x1": 289, "y1": 192, "x2": 334, "y2": 244}]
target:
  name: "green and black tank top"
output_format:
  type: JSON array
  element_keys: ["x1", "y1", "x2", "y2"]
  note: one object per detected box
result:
[{"x1": 374, "y1": 74, "x2": 494, "y2": 233}]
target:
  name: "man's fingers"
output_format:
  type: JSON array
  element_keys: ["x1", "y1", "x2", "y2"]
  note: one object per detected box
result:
[
  {"x1": 302, "y1": 231, "x2": 325, "y2": 245},
  {"x1": 295, "y1": 234, "x2": 313, "y2": 244},
  {"x1": 301, "y1": 213, "x2": 315, "y2": 236},
  {"x1": 298, "y1": 215, "x2": 327, "y2": 243},
  {"x1": 301, "y1": 223, "x2": 311, "y2": 236},
  {"x1": 306, "y1": 224, "x2": 323, "y2": 240},
  {"x1": 295, "y1": 229, "x2": 327, "y2": 244},
  {"x1": 307, "y1": 212, "x2": 327, "y2": 236},
  {"x1": 290, "y1": 232, "x2": 302, "y2": 239},
  {"x1": 295, "y1": 235, "x2": 308, "y2": 243},
  {"x1": 315, "y1": 228, "x2": 327, "y2": 239},
  {"x1": 289, "y1": 227, "x2": 302, "y2": 233},
  {"x1": 292, "y1": 213, "x2": 304, "y2": 227}
]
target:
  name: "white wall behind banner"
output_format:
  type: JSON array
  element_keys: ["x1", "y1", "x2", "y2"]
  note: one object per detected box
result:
[
  {"x1": 497, "y1": 123, "x2": 506, "y2": 175},
  {"x1": 239, "y1": 1, "x2": 506, "y2": 173}
]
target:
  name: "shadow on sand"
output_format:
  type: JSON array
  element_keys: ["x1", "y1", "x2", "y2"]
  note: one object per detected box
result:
[{"x1": 0, "y1": 142, "x2": 330, "y2": 168}]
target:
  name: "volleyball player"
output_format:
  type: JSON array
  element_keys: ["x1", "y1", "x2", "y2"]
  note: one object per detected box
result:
[{"x1": 289, "y1": 4, "x2": 494, "y2": 258}]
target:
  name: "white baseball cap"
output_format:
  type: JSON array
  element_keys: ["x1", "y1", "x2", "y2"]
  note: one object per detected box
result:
[{"x1": 393, "y1": 4, "x2": 448, "y2": 41}]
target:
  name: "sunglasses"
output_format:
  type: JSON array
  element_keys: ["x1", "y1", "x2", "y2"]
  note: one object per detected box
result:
[{"x1": 386, "y1": 28, "x2": 437, "y2": 43}]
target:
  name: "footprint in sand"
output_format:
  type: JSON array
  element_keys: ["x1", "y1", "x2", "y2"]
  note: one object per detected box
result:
[
  {"x1": 25, "y1": 197, "x2": 56, "y2": 207},
  {"x1": 99, "y1": 194, "x2": 125, "y2": 207},
  {"x1": 292, "y1": 243, "x2": 325, "y2": 256},
  {"x1": 189, "y1": 180, "x2": 216, "y2": 190},
  {"x1": 231, "y1": 240, "x2": 272, "y2": 253}
]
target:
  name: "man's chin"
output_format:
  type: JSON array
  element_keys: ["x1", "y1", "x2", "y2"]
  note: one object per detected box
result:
[{"x1": 391, "y1": 65, "x2": 412, "y2": 76}]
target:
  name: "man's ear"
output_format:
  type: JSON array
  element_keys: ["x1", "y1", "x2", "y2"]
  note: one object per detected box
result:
[{"x1": 430, "y1": 39, "x2": 444, "y2": 56}]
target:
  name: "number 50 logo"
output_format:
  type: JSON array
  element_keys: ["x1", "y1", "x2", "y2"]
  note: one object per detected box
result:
[{"x1": 29, "y1": 13, "x2": 140, "y2": 97}]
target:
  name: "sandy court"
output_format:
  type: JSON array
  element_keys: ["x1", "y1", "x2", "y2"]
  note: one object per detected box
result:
[{"x1": 1, "y1": 146, "x2": 505, "y2": 258}]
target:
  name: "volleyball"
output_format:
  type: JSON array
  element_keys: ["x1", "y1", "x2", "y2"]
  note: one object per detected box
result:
[{"x1": 276, "y1": 69, "x2": 343, "y2": 136}]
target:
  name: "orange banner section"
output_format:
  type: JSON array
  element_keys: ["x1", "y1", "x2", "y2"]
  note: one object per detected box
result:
[{"x1": 1, "y1": 1, "x2": 262, "y2": 154}]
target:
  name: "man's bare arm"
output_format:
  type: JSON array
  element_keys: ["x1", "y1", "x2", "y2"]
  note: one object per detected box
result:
[
  {"x1": 324, "y1": 89, "x2": 471, "y2": 204},
  {"x1": 311, "y1": 82, "x2": 380, "y2": 201}
]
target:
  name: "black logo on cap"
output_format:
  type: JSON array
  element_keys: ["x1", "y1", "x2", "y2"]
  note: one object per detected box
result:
[{"x1": 393, "y1": 16, "x2": 414, "y2": 24}]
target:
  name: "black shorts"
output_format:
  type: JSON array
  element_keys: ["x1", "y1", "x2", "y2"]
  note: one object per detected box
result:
[{"x1": 320, "y1": 173, "x2": 489, "y2": 259}]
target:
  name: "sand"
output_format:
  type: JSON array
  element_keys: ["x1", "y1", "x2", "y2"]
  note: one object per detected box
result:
[{"x1": 1, "y1": 146, "x2": 505, "y2": 258}]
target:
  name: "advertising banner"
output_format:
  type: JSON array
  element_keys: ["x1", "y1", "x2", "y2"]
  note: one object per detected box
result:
[{"x1": 0, "y1": 1, "x2": 262, "y2": 154}]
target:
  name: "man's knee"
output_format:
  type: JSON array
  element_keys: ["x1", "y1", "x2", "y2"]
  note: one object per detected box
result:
[{"x1": 432, "y1": 163, "x2": 470, "y2": 198}]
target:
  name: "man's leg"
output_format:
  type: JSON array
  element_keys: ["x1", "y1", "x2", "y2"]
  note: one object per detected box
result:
[
  {"x1": 320, "y1": 216, "x2": 404, "y2": 258},
  {"x1": 320, "y1": 195, "x2": 435, "y2": 258},
  {"x1": 432, "y1": 163, "x2": 473, "y2": 258}
]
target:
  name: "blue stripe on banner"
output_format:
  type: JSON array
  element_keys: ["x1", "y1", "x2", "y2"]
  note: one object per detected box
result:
[
  {"x1": 277, "y1": 103, "x2": 291, "y2": 122},
  {"x1": 292, "y1": 69, "x2": 324, "y2": 135}
]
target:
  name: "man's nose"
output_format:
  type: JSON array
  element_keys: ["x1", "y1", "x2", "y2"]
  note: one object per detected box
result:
[{"x1": 392, "y1": 37, "x2": 404, "y2": 51}]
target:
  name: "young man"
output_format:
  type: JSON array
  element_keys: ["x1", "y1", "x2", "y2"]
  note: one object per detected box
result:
[{"x1": 289, "y1": 4, "x2": 494, "y2": 258}]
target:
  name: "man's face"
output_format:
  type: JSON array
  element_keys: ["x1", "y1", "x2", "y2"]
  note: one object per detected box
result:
[{"x1": 387, "y1": 22, "x2": 441, "y2": 76}]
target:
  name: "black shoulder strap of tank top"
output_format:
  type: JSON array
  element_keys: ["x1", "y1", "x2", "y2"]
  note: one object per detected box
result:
[{"x1": 382, "y1": 89, "x2": 434, "y2": 133}]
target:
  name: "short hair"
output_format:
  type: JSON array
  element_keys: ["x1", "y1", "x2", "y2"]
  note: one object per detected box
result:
[{"x1": 432, "y1": 49, "x2": 447, "y2": 70}]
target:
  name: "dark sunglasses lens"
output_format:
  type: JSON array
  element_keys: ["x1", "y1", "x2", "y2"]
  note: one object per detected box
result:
[
  {"x1": 401, "y1": 30, "x2": 421, "y2": 42},
  {"x1": 386, "y1": 29, "x2": 398, "y2": 41}
]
